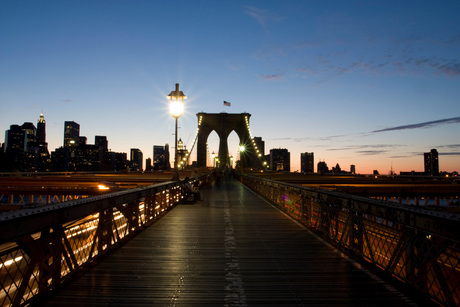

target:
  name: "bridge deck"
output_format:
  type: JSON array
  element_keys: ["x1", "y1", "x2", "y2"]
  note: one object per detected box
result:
[{"x1": 43, "y1": 177, "x2": 420, "y2": 306}]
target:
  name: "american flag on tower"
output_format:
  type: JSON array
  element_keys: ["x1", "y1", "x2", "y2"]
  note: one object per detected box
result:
[{"x1": 223, "y1": 101, "x2": 231, "y2": 107}]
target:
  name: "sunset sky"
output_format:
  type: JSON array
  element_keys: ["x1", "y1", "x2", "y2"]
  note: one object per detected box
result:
[{"x1": 1, "y1": 0, "x2": 459, "y2": 174}]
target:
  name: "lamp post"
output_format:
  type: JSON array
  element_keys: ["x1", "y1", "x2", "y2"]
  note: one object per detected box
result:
[
  {"x1": 239, "y1": 145, "x2": 245, "y2": 173},
  {"x1": 167, "y1": 83, "x2": 187, "y2": 170}
]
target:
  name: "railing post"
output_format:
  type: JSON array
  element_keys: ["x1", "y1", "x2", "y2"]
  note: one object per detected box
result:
[{"x1": 350, "y1": 211, "x2": 364, "y2": 254}]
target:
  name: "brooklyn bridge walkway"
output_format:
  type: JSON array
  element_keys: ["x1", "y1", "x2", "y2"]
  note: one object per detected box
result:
[{"x1": 43, "y1": 177, "x2": 421, "y2": 306}]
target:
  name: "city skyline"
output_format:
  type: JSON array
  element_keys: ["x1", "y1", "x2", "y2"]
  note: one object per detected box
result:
[{"x1": 1, "y1": 1, "x2": 459, "y2": 174}]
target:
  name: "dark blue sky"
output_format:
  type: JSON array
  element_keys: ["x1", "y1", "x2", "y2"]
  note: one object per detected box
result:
[{"x1": 1, "y1": 0, "x2": 459, "y2": 173}]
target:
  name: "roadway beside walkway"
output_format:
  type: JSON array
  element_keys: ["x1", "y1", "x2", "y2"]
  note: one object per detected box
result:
[{"x1": 43, "y1": 177, "x2": 421, "y2": 306}]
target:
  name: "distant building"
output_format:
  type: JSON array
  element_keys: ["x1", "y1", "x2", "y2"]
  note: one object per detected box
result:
[
  {"x1": 2, "y1": 118, "x2": 50, "y2": 171},
  {"x1": 21, "y1": 122, "x2": 36, "y2": 151},
  {"x1": 74, "y1": 144, "x2": 100, "y2": 171},
  {"x1": 145, "y1": 158, "x2": 152, "y2": 172},
  {"x1": 79, "y1": 136, "x2": 87, "y2": 145},
  {"x1": 153, "y1": 144, "x2": 170, "y2": 170},
  {"x1": 317, "y1": 161, "x2": 328, "y2": 174},
  {"x1": 424, "y1": 148, "x2": 439, "y2": 176},
  {"x1": 4, "y1": 124, "x2": 25, "y2": 153},
  {"x1": 64, "y1": 121, "x2": 80, "y2": 148},
  {"x1": 35, "y1": 113, "x2": 50, "y2": 171},
  {"x1": 269, "y1": 148, "x2": 290, "y2": 172},
  {"x1": 108, "y1": 152, "x2": 128, "y2": 171},
  {"x1": 177, "y1": 138, "x2": 189, "y2": 169},
  {"x1": 37, "y1": 112, "x2": 46, "y2": 144},
  {"x1": 350, "y1": 165, "x2": 356, "y2": 174},
  {"x1": 95, "y1": 136, "x2": 110, "y2": 171},
  {"x1": 130, "y1": 148, "x2": 143, "y2": 172},
  {"x1": 332, "y1": 163, "x2": 342, "y2": 174},
  {"x1": 95, "y1": 135, "x2": 108, "y2": 152},
  {"x1": 300, "y1": 152, "x2": 314, "y2": 173},
  {"x1": 51, "y1": 147, "x2": 70, "y2": 171},
  {"x1": 400, "y1": 171, "x2": 425, "y2": 176}
]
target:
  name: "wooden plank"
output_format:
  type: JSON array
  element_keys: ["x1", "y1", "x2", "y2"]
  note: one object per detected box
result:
[{"x1": 43, "y1": 178, "x2": 427, "y2": 306}]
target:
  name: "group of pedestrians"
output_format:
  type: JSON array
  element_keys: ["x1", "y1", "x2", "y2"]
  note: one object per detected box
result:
[{"x1": 182, "y1": 177, "x2": 201, "y2": 203}]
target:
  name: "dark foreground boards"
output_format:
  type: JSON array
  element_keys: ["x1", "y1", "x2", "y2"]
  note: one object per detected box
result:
[{"x1": 43, "y1": 177, "x2": 423, "y2": 306}]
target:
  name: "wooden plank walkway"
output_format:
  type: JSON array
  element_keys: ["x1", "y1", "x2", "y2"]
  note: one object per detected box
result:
[{"x1": 43, "y1": 177, "x2": 422, "y2": 306}]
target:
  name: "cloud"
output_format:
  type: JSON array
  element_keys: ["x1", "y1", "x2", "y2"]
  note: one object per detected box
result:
[
  {"x1": 61, "y1": 99, "x2": 73, "y2": 103},
  {"x1": 292, "y1": 34, "x2": 460, "y2": 82},
  {"x1": 327, "y1": 144, "x2": 403, "y2": 156},
  {"x1": 356, "y1": 150, "x2": 388, "y2": 155},
  {"x1": 318, "y1": 134, "x2": 347, "y2": 141},
  {"x1": 371, "y1": 117, "x2": 460, "y2": 133},
  {"x1": 244, "y1": 6, "x2": 283, "y2": 30},
  {"x1": 439, "y1": 152, "x2": 460, "y2": 156},
  {"x1": 260, "y1": 74, "x2": 283, "y2": 81},
  {"x1": 437, "y1": 144, "x2": 460, "y2": 149}
]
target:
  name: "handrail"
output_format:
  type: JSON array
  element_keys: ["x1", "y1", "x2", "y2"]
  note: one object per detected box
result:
[
  {"x1": 0, "y1": 181, "x2": 178, "y2": 243},
  {"x1": 0, "y1": 177, "x2": 207, "y2": 307},
  {"x1": 238, "y1": 174, "x2": 460, "y2": 306}
]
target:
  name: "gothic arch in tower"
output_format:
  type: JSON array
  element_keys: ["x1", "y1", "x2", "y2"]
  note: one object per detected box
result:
[{"x1": 196, "y1": 112, "x2": 258, "y2": 168}]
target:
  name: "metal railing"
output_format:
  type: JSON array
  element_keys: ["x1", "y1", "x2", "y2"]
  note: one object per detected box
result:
[
  {"x1": 239, "y1": 175, "x2": 460, "y2": 306},
  {"x1": 0, "y1": 179, "x2": 195, "y2": 306}
]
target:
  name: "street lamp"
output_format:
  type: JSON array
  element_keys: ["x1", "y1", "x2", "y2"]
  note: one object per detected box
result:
[
  {"x1": 239, "y1": 145, "x2": 245, "y2": 173},
  {"x1": 167, "y1": 83, "x2": 187, "y2": 170}
]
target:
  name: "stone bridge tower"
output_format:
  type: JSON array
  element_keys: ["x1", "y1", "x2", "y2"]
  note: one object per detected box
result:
[{"x1": 196, "y1": 112, "x2": 258, "y2": 168}]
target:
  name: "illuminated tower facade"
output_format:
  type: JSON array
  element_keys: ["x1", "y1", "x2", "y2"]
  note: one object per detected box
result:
[
  {"x1": 301, "y1": 152, "x2": 314, "y2": 173},
  {"x1": 177, "y1": 138, "x2": 189, "y2": 169},
  {"x1": 269, "y1": 148, "x2": 290, "y2": 172},
  {"x1": 424, "y1": 148, "x2": 439, "y2": 176},
  {"x1": 64, "y1": 121, "x2": 80, "y2": 148},
  {"x1": 37, "y1": 112, "x2": 46, "y2": 144},
  {"x1": 130, "y1": 148, "x2": 143, "y2": 172},
  {"x1": 153, "y1": 144, "x2": 170, "y2": 170}
]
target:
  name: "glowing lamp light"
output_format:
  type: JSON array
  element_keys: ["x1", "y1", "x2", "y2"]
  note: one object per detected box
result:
[
  {"x1": 169, "y1": 100, "x2": 184, "y2": 118},
  {"x1": 98, "y1": 184, "x2": 110, "y2": 190},
  {"x1": 239, "y1": 145, "x2": 245, "y2": 152},
  {"x1": 167, "y1": 83, "x2": 187, "y2": 170}
]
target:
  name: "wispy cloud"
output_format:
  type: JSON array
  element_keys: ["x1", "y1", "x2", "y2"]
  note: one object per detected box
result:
[
  {"x1": 260, "y1": 73, "x2": 283, "y2": 81},
  {"x1": 60, "y1": 99, "x2": 73, "y2": 103},
  {"x1": 371, "y1": 117, "x2": 460, "y2": 133},
  {"x1": 356, "y1": 150, "x2": 389, "y2": 155},
  {"x1": 270, "y1": 117, "x2": 460, "y2": 146},
  {"x1": 327, "y1": 144, "x2": 403, "y2": 156},
  {"x1": 244, "y1": 6, "x2": 284, "y2": 30},
  {"x1": 329, "y1": 144, "x2": 402, "y2": 151},
  {"x1": 439, "y1": 152, "x2": 460, "y2": 156},
  {"x1": 290, "y1": 34, "x2": 460, "y2": 82},
  {"x1": 437, "y1": 144, "x2": 460, "y2": 149}
]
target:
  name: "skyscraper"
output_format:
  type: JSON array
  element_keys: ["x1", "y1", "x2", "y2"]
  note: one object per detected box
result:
[
  {"x1": 21, "y1": 122, "x2": 36, "y2": 151},
  {"x1": 64, "y1": 121, "x2": 80, "y2": 148},
  {"x1": 317, "y1": 161, "x2": 329, "y2": 174},
  {"x1": 37, "y1": 112, "x2": 46, "y2": 144},
  {"x1": 424, "y1": 149, "x2": 439, "y2": 176},
  {"x1": 153, "y1": 144, "x2": 170, "y2": 170},
  {"x1": 269, "y1": 148, "x2": 290, "y2": 172},
  {"x1": 300, "y1": 152, "x2": 314, "y2": 173},
  {"x1": 130, "y1": 148, "x2": 143, "y2": 172},
  {"x1": 95, "y1": 135, "x2": 108, "y2": 152},
  {"x1": 4, "y1": 124, "x2": 25, "y2": 153},
  {"x1": 177, "y1": 138, "x2": 189, "y2": 168}
]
